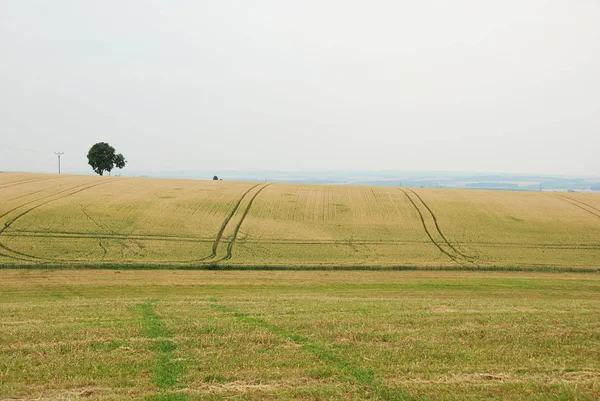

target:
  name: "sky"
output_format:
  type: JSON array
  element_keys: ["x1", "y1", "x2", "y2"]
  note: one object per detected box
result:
[{"x1": 1, "y1": 0, "x2": 599, "y2": 176}]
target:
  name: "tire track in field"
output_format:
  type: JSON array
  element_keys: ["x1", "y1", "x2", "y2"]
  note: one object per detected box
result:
[
  {"x1": 4, "y1": 231, "x2": 598, "y2": 250},
  {"x1": 3, "y1": 178, "x2": 264, "y2": 263},
  {"x1": 3, "y1": 229, "x2": 600, "y2": 250},
  {"x1": 398, "y1": 188, "x2": 469, "y2": 267},
  {"x1": 405, "y1": 188, "x2": 479, "y2": 263},
  {"x1": 0, "y1": 176, "x2": 53, "y2": 189},
  {"x1": 210, "y1": 299, "x2": 414, "y2": 400},
  {"x1": 0, "y1": 182, "x2": 115, "y2": 262},
  {"x1": 198, "y1": 183, "x2": 262, "y2": 261},
  {"x1": 562, "y1": 197, "x2": 600, "y2": 214},
  {"x1": 220, "y1": 183, "x2": 272, "y2": 262},
  {"x1": 230, "y1": 239, "x2": 600, "y2": 250},
  {"x1": 0, "y1": 180, "x2": 121, "y2": 262},
  {"x1": 80, "y1": 203, "x2": 144, "y2": 259},
  {"x1": 0, "y1": 181, "x2": 98, "y2": 221},
  {"x1": 0, "y1": 248, "x2": 36, "y2": 263},
  {"x1": 5, "y1": 185, "x2": 58, "y2": 203},
  {"x1": 553, "y1": 194, "x2": 600, "y2": 219},
  {"x1": 0, "y1": 180, "x2": 106, "y2": 230},
  {"x1": 80, "y1": 204, "x2": 113, "y2": 260},
  {"x1": 5, "y1": 229, "x2": 214, "y2": 243},
  {"x1": 138, "y1": 300, "x2": 185, "y2": 391},
  {"x1": 0, "y1": 175, "x2": 66, "y2": 190}
]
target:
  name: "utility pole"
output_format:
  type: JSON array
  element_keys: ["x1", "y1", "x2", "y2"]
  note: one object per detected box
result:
[{"x1": 54, "y1": 152, "x2": 64, "y2": 174}]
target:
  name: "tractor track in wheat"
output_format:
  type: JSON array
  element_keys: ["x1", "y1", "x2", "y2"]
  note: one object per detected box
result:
[
  {"x1": 5, "y1": 186, "x2": 59, "y2": 203},
  {"x1": 198, "y1": 183, "x2": 262, "y2": 261},
  {"x1": 398, "y1": 188, "x2": 466, "y2": 266},
  {"x1": 0, "y1": 176, "x2": 57, "y2": 189},
  {"x1": 220, "y1": 183, "x2": 272, "y2": 262},
  {"x1": 4, "y1": 229, "x2": 214, "y2": 242},
  {"x1": 1, "y1": 182, "x2": 270, "y2": 264},
  {"x1": 405, "y1": 188, "x2": 479, "y2": 263},
  {"x1": 3, "y1": 230, "x2": 598, "y2": 250},
  {"x1": 553, "y1": 194, "x2": 600, "y2": 219},
  {"x1": 0, "y1": 180, "x2": 121, "y2": 262},
  {"x1": 562, "y1": 196, "x2": 600, "y2": 214},
  {"x1": 0, "y1": 181, "x2": 101, "y2": 221}
]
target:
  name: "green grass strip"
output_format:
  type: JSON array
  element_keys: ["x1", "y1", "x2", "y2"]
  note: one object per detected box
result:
[
  {"x1": 210, "y1": 299, "x2": 419, "y2": 401},
  {"x1": 3, "y1": 263, "x2": 599, "y2": 273},
  {"x1": 139, "y1": 300, "x2": 186, "y2": 398}
]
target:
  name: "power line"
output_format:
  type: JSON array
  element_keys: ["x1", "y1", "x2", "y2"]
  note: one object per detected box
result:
[{"x1": 54, "y1": 152, "x2": 64, "y2": 174}]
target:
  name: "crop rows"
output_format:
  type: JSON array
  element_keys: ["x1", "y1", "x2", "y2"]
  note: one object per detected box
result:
[
  {"x1": 0, "y1": 175, "x2": 272, "y2": 266},
  {"x1": 0, "y1": 173, "x2": 598, "y2": 270}
]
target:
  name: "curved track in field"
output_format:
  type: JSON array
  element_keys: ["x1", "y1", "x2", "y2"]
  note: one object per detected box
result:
[
  {"x1": 3, "y1": 181, "x2": 596, "y2": 268},
  {"x1": 563, "y1": 196, "x2": 600, "y2": 214},
  {"x1": 198, "y1": 183, "x2": 262, "y2": 261},
  {"x1": 553, "y1": 194, "x2": 600, "y2": 219},
  {"x1": 0, "y1": 180, "x2": 121, "y2": 263},
  {"x1": 405, "y1": 188, "x2": 479, "y2": 263},
  {"x1": 0, "y1": 181, "x2": 99, "y2": 221},
  {"x1": 1, "y1": 182, "x2": 273, "y2": 265},
  {"x1": 221, "y1": 183, "x2": 272, "y2": 262},
  {"x1": 0, "y1": 177, "x2": 46, "y2": 189},
  {"x1": 5, "y1": 185, "x2": 62, "y2": 203},
  {"x1": 4, "y1": 229, "x2": 214, "y2": 242},
  {"x1": 0, "y1": 176, "x2": 64, "y2": 190},
  {"x1": 398, "y1": 188, "x2": 464, "y2": 266},
  {"x1": 3, "y1": 230, "x2": 599, "y2": 250},
  {"x1": 398, "y1": 188, "x2": 478, "y2": 267}
]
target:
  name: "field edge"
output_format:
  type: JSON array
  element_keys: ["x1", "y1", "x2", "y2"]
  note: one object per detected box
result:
[{"x1": 1, "y1": 263, "x2": 598, "y2": 273}]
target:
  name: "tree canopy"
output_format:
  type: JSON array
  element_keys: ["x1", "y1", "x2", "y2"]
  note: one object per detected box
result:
[{"x1": 87, "y1": 142, "x2": 126, "y2": 176}]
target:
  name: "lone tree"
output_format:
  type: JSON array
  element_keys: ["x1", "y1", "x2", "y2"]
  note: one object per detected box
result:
[{"x1": 87, "y1": 142, "x2": 126, "y2": 176}]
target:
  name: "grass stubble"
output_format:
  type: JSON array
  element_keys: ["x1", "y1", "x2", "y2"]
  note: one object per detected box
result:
[{"x1": 0, "y1": 270, "x2": 598, "y2": 400}]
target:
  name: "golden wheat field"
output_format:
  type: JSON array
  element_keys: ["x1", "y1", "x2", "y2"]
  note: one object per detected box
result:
[{"x1": 0, "y1": 172, "x2": 598, "y2": 270}]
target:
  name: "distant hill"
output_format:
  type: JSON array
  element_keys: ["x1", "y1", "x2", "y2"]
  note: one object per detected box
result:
[{"x1": 117, "y1": 170, "x2": 600, "y2": 192}]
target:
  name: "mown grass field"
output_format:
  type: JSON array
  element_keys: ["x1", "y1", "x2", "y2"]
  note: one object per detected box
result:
[
  {"x1": 1, "y1": 270, "x2": 599, "y2": 400},
  {"x1": 1, "y1": 172, "x2": 598, "y2": 270}
]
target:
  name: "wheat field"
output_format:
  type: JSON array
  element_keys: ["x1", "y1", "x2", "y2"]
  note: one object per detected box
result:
[{"x1": 1, "y1": 172, "x2": 598, "y2": 270}]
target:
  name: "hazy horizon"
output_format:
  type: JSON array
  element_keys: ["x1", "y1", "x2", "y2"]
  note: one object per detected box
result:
[
  {"x1": 3, "y1": 166, "x2": 600, "y2": 179},
  {"x1": 2, "y1": 1, "x2": 599, "y2": 176}
]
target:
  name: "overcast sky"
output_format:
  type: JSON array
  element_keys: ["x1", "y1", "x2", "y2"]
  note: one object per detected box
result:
[{"x1": 1, "y1": 1, "x2": 599, "y2": 176}]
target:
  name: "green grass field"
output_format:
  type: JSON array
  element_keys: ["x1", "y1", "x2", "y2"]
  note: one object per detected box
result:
[
  {"x1": 1, "y1": 270, "x2": 599, "y2": 400},
  {"x1": 1, "y1": 172, "x2": 599, "y2": 270}
]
